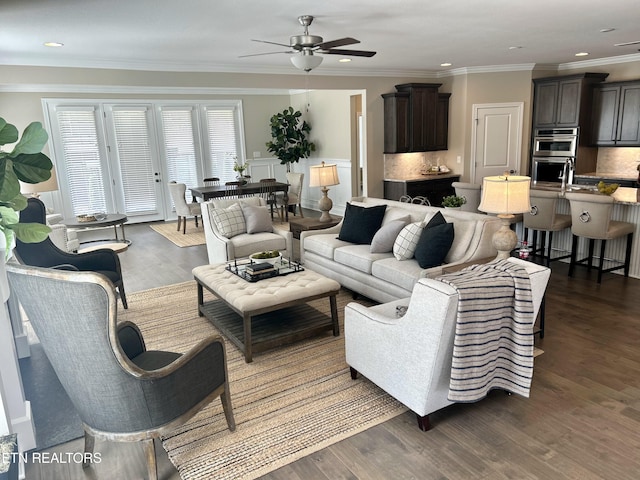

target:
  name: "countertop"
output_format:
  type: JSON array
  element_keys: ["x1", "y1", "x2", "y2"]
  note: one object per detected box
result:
[
  {"x1": 532, "y1": 184, "x2": 640, "y2": 206},
  {"x1": 384, "y1": 173, "x2": 460, "y2": 182},
  {"x1": 574, "y1": 171, "x2": 638, "y2": 181}
]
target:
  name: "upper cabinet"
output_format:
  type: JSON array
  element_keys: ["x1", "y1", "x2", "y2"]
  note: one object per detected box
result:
[
  {"x1": 382, "y1": 83, "x2": 450, "y2": 153},
  {"x1": 532, "y1": 73, "x2": 609, "y2": 133},
  {"x1": 591, "y1": 80, "x2": 640, "y2": 146}
]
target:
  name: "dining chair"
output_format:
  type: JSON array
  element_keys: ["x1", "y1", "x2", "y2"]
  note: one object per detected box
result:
[
  {"x1": 167, "y1": 182, "x2": 202, "y2": 234},
  {"x1": 259, "y1": 178, "x2": 282, "y2": 221},
  {"x1": 224, "y1": 181, "x2": 242, "y2": 198},
  {"x1": 276, "y1": 172, "x2": 304, "y2": 218},
  {"x1": 203, "y1": 177, "x2": 220, "y2": 186},
  {"x1": 566, "y1": 192, "x2": 634, "y2": 283}
]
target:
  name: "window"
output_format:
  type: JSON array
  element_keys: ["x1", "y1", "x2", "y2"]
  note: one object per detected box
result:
[{"x1": 203, "y1": 105, "x2": 241, "y2": 182}]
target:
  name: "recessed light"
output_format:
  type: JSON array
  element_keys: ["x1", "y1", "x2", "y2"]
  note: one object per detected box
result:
[
  {"x1": 440, "y1": 62, "x2": 452, "y2": 67},
  {"x1": 508, "y1": 46, "x2": 523, "y2": 50},
  {"x1": 44, "y1": 42, "x2": 64, "y2": 47},
  {"x1": 575, "y1": 52, "x2": 589, "y2": 57},
  {"x1": 339, "y1": 58, "x2": 351, "y2": 63},
  {"x1": 600, "y1": 28, "x2": 616, "y2": 33}
]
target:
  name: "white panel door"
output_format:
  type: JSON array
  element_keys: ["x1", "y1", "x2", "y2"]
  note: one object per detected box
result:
[{"x1": 471, "y1": 103, "x2": 524, "y2": 183}]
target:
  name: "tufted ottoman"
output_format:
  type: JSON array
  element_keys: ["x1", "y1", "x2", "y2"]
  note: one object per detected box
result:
[{"x1": 193, "y1": 263, "x2": 341, "y2": 362}]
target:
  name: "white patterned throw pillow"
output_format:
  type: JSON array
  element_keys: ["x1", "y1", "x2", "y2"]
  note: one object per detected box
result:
[
  {"x1": 209, "y1": 202, "x2": 246, "y2": 238},
  {"x1": 393, "y1": 222, "x2": 424, "y2": 260}
]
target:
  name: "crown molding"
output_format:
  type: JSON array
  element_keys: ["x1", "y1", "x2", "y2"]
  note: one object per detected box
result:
[{"x1": 558, "y1": 52, "x2": 640, "y2": 70}]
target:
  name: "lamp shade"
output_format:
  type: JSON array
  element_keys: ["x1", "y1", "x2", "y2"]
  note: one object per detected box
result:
[
  {"x1": 308, "y1": 162, "x2": 339, "y2": 188},
  {"x1": 290, "y1": 52, "x2": 323, "y2": 72},
  {"x1": 19, "y1": 166, "x2": 58, "y2": 196},
  {"x1": 478, "y1": 175, "x2": 531, "y2": 215}
]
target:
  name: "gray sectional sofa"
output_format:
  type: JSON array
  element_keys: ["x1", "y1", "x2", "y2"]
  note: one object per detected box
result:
[{"x1": 300, "y1": 196, "x2": 502, "y2": 303}]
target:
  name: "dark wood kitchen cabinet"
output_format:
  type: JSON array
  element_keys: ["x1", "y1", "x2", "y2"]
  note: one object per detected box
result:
[
  {"x1": 383, "y1": 174, "x2": 460, "y2": 207},
  {"x1": 383, "y1": 83, "x2": 450, "y2": 153},
  {"x1": 591, "y1": 80, "x2": 640, "y2": 146},
  {"x1": 532, "y1": 73, "x2": 608, "y2": 131}
]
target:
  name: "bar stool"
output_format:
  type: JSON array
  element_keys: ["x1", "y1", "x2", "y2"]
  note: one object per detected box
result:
[
  {"x1": 523, "y1": 190, "x2": 572, "y2": 265},
  {"x1": 566, "y1": 192, "x2": 635, "y2": 283},
  {"x1": 452, "y1": 182, "x2": 482, "y2": 213}
]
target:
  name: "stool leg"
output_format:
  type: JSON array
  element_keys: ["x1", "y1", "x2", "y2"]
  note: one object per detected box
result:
[
  {"x1": 569, "y1": 235, "x2": 578, "y2": 277},
  {"x1": 587, "y1": 239, "x2": 595, "y2": 271},
  {"x1": 624, "y1": 232, "x2": 634, "y2": 277},
  {"x1": 546, "y1": 231, "x2": 554, "y2": 265},
  {"x1": 597, "y1": 240, "x2": 607, "y2": 284}
]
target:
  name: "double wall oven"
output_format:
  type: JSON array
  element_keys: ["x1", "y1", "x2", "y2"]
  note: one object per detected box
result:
[{"x1": 531, "y1": 128, "x2": 577, "y2": 188}]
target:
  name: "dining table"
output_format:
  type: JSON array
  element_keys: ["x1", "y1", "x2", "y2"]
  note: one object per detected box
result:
[{"x1": 190, "y1": 181, "x2": 290, "y2": 221}]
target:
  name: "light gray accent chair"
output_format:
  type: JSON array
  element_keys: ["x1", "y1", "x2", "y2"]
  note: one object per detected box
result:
[
  {"x1": 277, "y1": 172, "x2": 304, "y2": 218},
  {"x1": 345, "y1": 258, "x2": 550, "y2": 431},
  {"x1": 523, "y1": 189, "x2": 572, "y2": 265},
  {"x1": 6, "y1": 264, "x2": 235, "y2": 480},
  {"x1": 565, "y1": 192, "x2": 634, "y2": 283},
  {"x1": 168, "y1": 181, "x2": 202, "y2": 234},
  {"x1": 451, "y1": 182, "x2": 482, "y2": 213},
  {"x1": 201, "y1": 197, "x2": 292, "y2": 264}
]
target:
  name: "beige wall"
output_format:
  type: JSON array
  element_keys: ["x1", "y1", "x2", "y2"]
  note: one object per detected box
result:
[{"x1": 2, "y1": 58, "x2": 639, "y2": 198}]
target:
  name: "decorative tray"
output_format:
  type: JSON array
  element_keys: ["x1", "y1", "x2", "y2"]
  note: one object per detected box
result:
[{"x1": 226, "y1": 257, "x2": 304, "y2": 282}]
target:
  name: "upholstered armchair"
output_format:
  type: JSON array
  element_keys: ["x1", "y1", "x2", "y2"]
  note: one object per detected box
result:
[
  {"x1": 46, "y1": 212, "x2": 80, "y2": 252},
  {"x1": 201, "y1": 197, "x2": 292, "y2": 264},
  {"x1": 15, "y1": 197, "x2": 128, "y2": 308},
  {"x1": 168, "y1": 181, "x2": 202, "y2": 234},
  {"x1": 6, "y1": 264, "x2": 235, "y2": 480},
  {"x1": 345, "y1": 258, "x2": 550, "y2": 431}
]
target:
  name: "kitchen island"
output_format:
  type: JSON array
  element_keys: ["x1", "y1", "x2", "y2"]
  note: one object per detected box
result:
[{"x1": 528, "y1": 184, "x2": 640, "y2": 279}]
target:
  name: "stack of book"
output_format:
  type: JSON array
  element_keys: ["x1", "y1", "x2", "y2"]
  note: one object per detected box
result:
[{"x1": 245, "y1": 262, "x2": 278, "y2": 281}]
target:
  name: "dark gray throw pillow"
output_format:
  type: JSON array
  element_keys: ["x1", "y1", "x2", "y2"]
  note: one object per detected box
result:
[
  {"x1": 414, "y1": 221, "x2": 455, "y2": 269},
  {"x1": 337, "y1": 203, "x2": 387, "y2": 244}
]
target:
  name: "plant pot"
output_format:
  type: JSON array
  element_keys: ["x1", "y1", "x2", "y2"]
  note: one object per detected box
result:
[{"x1": 249, "y1": 252, "x2": 282, "y2": 265}]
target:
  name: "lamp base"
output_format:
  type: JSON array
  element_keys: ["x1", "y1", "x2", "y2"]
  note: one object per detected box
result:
[
  {"x1": 493, "y1": 214, "x2": 518, "y2": 259},
  {"x1": 317, "y1": 187, "x2": 333, "y2": 222}
]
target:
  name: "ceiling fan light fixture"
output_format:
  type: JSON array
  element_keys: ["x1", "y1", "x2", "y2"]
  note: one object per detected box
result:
[{"x1": 291, "y1": 51, "x2": 323, "y2": 72}]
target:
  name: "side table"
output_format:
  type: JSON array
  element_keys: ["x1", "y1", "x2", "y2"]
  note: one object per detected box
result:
[{"x1": 289, "y1": 216, "x2": 341, "y2": 240}]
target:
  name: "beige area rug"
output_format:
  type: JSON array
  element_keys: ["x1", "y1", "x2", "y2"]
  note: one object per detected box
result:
[
  {"x1": 149, "y1": 221, "x2": 205, "y2": 247},
  {"x1": 119, "y1": 281, "x2": 406, "y2": 480}
]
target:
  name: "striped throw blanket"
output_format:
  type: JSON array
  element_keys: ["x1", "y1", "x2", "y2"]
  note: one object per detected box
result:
[{"x1": 437, "y1": 259, "x2": 535, "y2": 402}]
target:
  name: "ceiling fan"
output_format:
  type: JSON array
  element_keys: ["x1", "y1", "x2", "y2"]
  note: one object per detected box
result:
[{"x1": 240, "y1": 15, "x2": 377, "y2": 72}]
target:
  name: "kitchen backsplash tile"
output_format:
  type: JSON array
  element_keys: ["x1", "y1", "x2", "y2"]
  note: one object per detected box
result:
[
  {"x1": 597, "y1": 147, "x2": 640, "y2": 176},
  {"x1": 384, "y1": 152, "x2": 443, "y2": 179}
]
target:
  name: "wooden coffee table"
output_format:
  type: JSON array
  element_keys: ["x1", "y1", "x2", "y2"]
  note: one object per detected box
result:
[{"x1": 193, "y1": 263, "x2": 341, "y2": 362}]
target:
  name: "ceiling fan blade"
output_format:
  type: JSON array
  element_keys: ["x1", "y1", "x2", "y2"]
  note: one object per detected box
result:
[
  {"x1": 323, "y1": 49, "x2": 377, "y2": 58},
  {"x1": 239, "y1": 51, "x2": 294, "y2": 58},
  {"x1": 316, "y1": 37, "x2": 360, "y2": 50},
  {"x1": 251, "y1": 39, "x2": 292, "y2": 48}
]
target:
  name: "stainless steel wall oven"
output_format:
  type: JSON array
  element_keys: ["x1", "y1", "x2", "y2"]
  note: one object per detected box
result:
[{"x1": 531, "y1": 127, "x2": 578, "y2": 188}]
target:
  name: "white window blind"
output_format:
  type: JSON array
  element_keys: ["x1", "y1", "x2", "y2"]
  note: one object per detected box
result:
[
  {"x1": 110, "y1": 107, "x2": 157, "y2": 214},
  {"x1": 205, "y1": 106, "x2": 239, "y2": 182},
  {"x1": 55, "y1": 107, "x2": 108, "y2": 215},
  {"x1": 160, "y1": 107, "x2": 199, "y2": 197}
]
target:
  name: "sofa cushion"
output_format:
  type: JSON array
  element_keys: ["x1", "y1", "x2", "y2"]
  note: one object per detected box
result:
[
  {"x1": 444, "y1": 220, "x2": 475, "y2": 263},
  {"x1": 231, "y1": 232, "x2": 287, "y2": 259},
  {"x1": 371, "y1": 257, "x2": 424, "y2": 293},
  {"x1": 209, "y1": 202, "x2": 246, "y2": 238},
  {"x1": 337, "y1": 202, "x2": 387, "y2": 244},
  {"x1": 414, "y1": 222, "x2": 455, "y2": 268},
  {"x1": 241, "y1": 204, "x2": 273, "y2": 234},
  {"x1": 304, "y1": 233, "x2": 352, "y2": 260},
  {"x1": 334, "y1": 245, "x2": 393, "y2": 274},
  {"x1": 393, "y1": 222, "x2": 423, "y2": 260},
  {"x1": 211, "y1": 197, "x2": 262, "y2": 209},
  {"x1": 370, "y1": 216, "x2": 410, "y2": 253}
]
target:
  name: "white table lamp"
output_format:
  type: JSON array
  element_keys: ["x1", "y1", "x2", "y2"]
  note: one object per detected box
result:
[
  {"x1": 478, "y1": 175, "x2": 531, "y2": 259},
  {"x1": 19, "y1": 166, "x2": 59, "y2": 197},
  {"x1": 308, "y1": 162, "x2": 339, "y2": 222}
]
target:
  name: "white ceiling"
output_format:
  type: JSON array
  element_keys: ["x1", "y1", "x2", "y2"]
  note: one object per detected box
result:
[{"x1": 2, "y1": 0, "x2": 640, "y2": 76}]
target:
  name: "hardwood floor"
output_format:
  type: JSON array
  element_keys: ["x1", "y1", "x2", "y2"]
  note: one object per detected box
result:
[{"x1": 24, "y1": 221, "x2": 640, "y2": 480}]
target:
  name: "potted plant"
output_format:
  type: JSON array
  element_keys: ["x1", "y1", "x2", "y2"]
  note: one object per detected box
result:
[
  {"x1": 266, "y1": 107, "x2": 316, "y2": 172},
  {"x1": 0, "y1": 117, "x2": 54, "y2": 256},
  {"x1": 232, "y1": 160, "x2": 249, "y2": 184},
  {"x1": 441, "y1": 194, "x2": 467, "y2": 209}
]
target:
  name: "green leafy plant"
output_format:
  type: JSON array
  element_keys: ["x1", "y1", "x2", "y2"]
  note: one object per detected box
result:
[
  {"x1": 266, "y1": 107, "x2": 316, "y2": 170},
  {"x1": 0, "y1": 117, "x2": 54, "y2": 254},
  {"x1": 441, "y1": 195, "x2": 467, "y2": 208}
]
